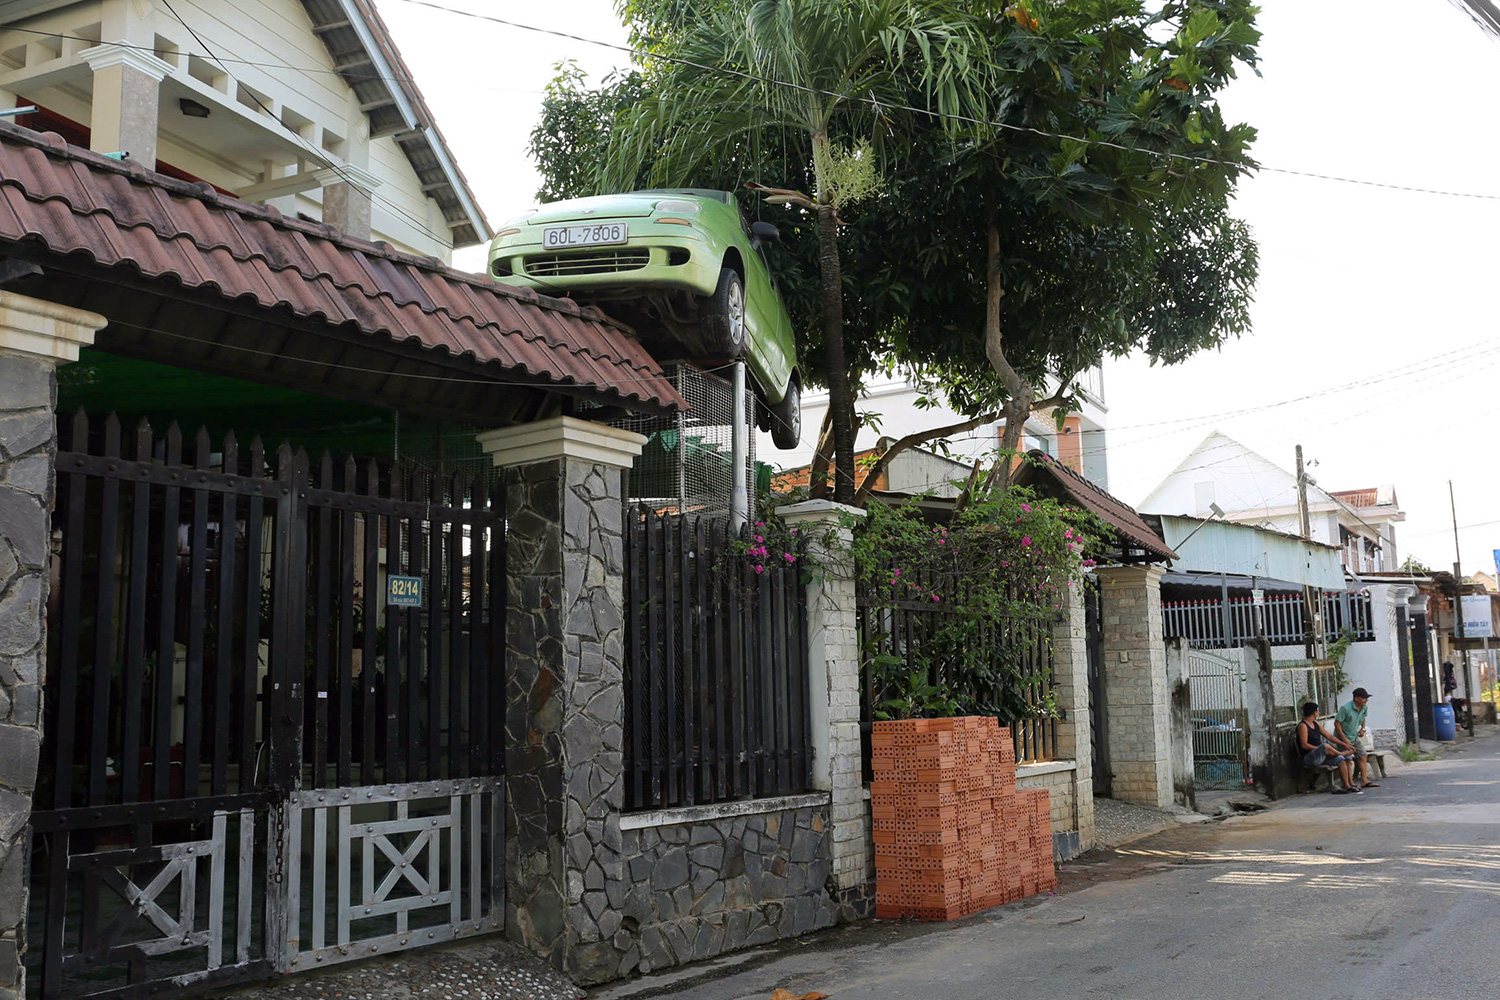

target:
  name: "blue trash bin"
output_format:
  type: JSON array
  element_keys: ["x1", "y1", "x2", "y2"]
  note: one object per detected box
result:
[{"x1": 1434, "y1": 704, "x2": 1457, "y2": 741}]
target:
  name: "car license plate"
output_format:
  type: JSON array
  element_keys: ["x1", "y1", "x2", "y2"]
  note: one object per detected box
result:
[{"x1": 543, "y1": 223, "x2": 628, "y2": 249}]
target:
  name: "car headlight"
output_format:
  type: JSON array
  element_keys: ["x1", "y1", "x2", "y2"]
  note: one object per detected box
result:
[{"x1": 653, "y1": 199, "x2": 700, "y2": 214}]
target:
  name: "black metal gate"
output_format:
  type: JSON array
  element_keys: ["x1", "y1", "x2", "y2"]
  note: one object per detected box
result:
[
  {"x1": 28, "y1": 413, "x2": 505, "y2": 999},
  {"x1": 1085, "y1": 586, "x2": 1110, "y2": 797}
]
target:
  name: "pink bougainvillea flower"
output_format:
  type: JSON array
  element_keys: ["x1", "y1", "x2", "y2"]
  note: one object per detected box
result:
[
  {"x1": 754, "y1": 564, "x2": 765, "y2": 574},
  {"x1": 1021, "y1": 537, "x2": 1032, "y2": 547},
  {"x1": 755, "y1": 535, "x2": 764, "y2": 544},
  {"x1": 1064, "y1": 529, "x2": 1074, "y2": 540},
  {"x1": 1001, "y1": 560, "x2": 1009, "y2": 567},
  {"x1": 785, "y1": 553, "x2": 796, "y2": 563},
  {"x1": 1021, "y1": 503, "x2": 1031, "y2": 512},
  {"x1": 932, "y1": 594, "x2": 941, "y2": 603},
  {"x1": 892, "y1": 568, "x2": 901, "y2": 577}
]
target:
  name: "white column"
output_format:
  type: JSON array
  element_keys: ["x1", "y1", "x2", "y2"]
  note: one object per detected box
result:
[
  {"x1": 1050, "y1": 580, "x2": 1095, "y2": 850},
  {"x1": 77, "y1": 42, "x2": 172, "y2": 166},
  {"x1": 776, "y1": 499, "x2": 871, "y2": 915}
]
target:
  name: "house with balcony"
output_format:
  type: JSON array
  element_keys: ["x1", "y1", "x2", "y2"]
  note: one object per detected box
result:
[{"x1": 0, "y1": 0, "x2": 489, "y2": 260}]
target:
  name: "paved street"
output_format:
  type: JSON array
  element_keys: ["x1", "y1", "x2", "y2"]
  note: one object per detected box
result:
[{"x1": 599, "y1": 730, "x2": 1500, "y2": 1000}]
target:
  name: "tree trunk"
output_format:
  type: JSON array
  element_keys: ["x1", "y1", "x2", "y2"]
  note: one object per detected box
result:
[
  {"x1": 813, "y1": 145, "x2": 854, "y2": 504},
  {"x1": 853, "y1": 411, "x2": 999, "y2": 504},
  {"x1": 985, "y1": 221, "x2": 1033, "y2": 486},
  {"x1": 808, "y1": 406, "x2": 834, "y2": 500}
]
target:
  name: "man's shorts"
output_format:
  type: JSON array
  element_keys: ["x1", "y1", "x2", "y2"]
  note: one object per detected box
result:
[{"x1": 1303, "y1": 746, "x2": 1351, "y2": 767}]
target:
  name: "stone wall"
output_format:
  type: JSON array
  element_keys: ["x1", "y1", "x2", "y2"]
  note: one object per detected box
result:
[
  {"x1": 0, "y1": 354, "x2": 56, "y2": 1000},
  {"x1": 615, "y1": 799, "x2": 836, "y2": 975}
]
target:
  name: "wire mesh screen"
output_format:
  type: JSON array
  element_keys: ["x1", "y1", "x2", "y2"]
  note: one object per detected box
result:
[{"x1": 615, "y1": 363, "x2": 756, "y2": 520}]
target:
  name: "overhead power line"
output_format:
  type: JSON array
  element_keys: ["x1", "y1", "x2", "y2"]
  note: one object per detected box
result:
[{"x1": 387, "y1": 0, "x2": 1500, "y2": 204}]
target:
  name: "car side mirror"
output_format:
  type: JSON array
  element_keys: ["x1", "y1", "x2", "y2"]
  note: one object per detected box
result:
[{"x1": 750, "y1": 221, "x2": 780, "y2": 247}]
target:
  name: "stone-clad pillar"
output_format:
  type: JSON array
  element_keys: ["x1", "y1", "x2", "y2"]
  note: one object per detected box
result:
[
  {"x1": 775, "y1": 500, "x2": 871, "y2": 918},
  {"x1": 0, "y1": 292, "x2": 106, "y2": 1000},
  {"x1": 1096, "y1": 564, "x2": 1173, "y2": 809},
  {"x1": 475, "y1": 417, "x2": 645, "y2": 983},
  {"x1": 1050, "y1": 580, "x2": 1095, "y2": 850}
]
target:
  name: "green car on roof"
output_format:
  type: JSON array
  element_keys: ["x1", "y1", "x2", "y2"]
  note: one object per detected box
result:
[{"x1": 487, "y1": 189, "x2": 802, "y2": 449}]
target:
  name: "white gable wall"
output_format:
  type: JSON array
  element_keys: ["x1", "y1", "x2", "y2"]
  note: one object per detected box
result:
[{"x1": 0, "y1": 0, "x2": 457, "y2": 260}]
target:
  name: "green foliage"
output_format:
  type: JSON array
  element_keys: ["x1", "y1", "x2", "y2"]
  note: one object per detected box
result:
[
  {"x1": 850, "y1": 480, "x2": 1102, "y2": 720},
  {"x1": 1326, "y1": 628, "x2": 1355, "y2": 694},
  {"x1": 529, "y1": 0, "x2": 1262, "y2": 423},
  {"x1": 1397, "y1": 742, "x2": 1436, "y2": 763}
]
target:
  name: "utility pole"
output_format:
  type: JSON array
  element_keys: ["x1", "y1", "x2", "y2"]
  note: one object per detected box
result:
[
  {"x1": 1450, "y1": 480, "x2": 1477, "y2": 736},
  {"x1": 1296, "y1": 445, "x2": 1312, "y2": 539},
  {"x1": 1296, "y1": 446, "x2": 1321, "y2": 664}
]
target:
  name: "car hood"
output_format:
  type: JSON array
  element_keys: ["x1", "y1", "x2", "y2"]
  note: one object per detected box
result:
[{"x1": 526, "y1": 194, "x2": 671, "y2": 225}]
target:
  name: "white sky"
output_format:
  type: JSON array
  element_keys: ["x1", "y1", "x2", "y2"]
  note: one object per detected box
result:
[{"x1": 375, "y1": 0, "x2": 1500, "y2": 574}]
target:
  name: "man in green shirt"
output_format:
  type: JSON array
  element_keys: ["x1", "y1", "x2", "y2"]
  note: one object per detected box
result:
[{"x1": 1334, "y1": 688, "x2": 1379, "y2": 789}]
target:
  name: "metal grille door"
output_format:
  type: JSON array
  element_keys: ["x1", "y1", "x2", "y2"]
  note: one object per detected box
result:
[
  {"x1": 1187, "y1": 648, "x2": 1248, "y2": 789},
  {"x1": 30, "y1": 415, "x2": 504, "y2": 999}
]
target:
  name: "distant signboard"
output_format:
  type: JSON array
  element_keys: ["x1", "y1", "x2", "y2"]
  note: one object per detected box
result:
[
  {"x1": 388, "y1": 574, "x2": 423, "y2": 608},
  {"x1": 1459, "y1": 593, "x2": 1492, "y2": 638}
]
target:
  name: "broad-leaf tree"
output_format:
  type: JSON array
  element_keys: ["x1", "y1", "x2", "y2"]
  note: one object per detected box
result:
[{"x1": 528, "y1": 0, "x2": 1261, "y2": 501}]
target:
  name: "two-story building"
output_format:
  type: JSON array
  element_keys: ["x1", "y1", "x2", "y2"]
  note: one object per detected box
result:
[{"x1": 0, "y1": 0, "x2": 488, "y2": 261}]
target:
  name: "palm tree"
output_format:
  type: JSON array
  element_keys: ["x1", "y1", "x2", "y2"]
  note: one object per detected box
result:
[{"x1": 602, "y1": 0, "x2": 990, "y2": 503}]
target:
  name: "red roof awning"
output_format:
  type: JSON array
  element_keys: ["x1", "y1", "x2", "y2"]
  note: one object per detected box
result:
[
  {"x1": 1016, "y1": 450, "x2": 1178, "y2": 563},
  {"x1": 0, "y1": 123, "x2": 684, "y2": 414}
]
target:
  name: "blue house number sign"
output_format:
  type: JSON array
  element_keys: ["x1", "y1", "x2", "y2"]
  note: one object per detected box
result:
[{"x1": 388, "y1": 574, "x2": 423, "y2": 608}]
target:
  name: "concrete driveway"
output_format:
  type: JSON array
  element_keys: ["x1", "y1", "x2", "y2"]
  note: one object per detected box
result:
[{"x1": 596, "y1": 730, "x2": 1500, "y2": 1000}]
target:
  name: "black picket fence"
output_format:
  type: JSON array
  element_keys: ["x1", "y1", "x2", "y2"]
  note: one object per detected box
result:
[
  {"x1": 856, "y1": 565, "x2": 1058, "y2": 778},
  {"x1": 623, "y1": 507, "x2": 811, "y2": 810}
]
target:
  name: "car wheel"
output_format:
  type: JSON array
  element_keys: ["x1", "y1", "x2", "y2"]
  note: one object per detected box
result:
[
  {"x1": 770, "y1": 377, "x2": 801, "y2": 450},
  {"x1": 703, "y1": 267, "x2": 747, "y2": 358}
]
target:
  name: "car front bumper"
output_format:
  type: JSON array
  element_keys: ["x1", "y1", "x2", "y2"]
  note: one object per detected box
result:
[{"x1": 488, "y1": 224, "x2": 724, "y2": 297}]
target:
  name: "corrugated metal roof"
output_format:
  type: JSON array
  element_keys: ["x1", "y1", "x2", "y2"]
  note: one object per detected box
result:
[
  {"x1": 1157, "y1": 515, "x2": 1346, "y2": 590},
  {"x1": 0, "y1": 123, "x2": 683, "y2": 414}
]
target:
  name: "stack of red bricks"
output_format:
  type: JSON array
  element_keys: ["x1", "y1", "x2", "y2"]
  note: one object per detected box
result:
[{"x1": 871, "y1": 716, "x2": 1057, "y2": 920}]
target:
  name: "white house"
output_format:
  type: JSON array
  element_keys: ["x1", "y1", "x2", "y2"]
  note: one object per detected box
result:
[
  {"x1": 0, "y1": 0, "x2": 488, "y2": 261},
  {"x1": 1139, "y1": 430, "x2": 1403, "y2": 576},
  {"x1": 758, "y1": 366, "x2": 1111, "y2": 489}
]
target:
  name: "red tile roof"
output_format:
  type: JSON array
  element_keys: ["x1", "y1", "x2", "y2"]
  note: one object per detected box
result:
[
  {"x1": 1330, "y1": 488, "x2": 1379, "y2": 508},
  {"x1": 772, "y1": 447, "x2": 885, "y2": 493},
  {"x1": 1016, "y1": 450, "x2": 1178, "y2": 562},
  {"x1": 0, "y1": 123, "x2": 683, "y2": 413}
]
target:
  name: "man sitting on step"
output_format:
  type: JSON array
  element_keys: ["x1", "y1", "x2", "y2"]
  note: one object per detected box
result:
[{"x1": 1296, "y1": 702, "x2": 1361, "y2": 794}]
